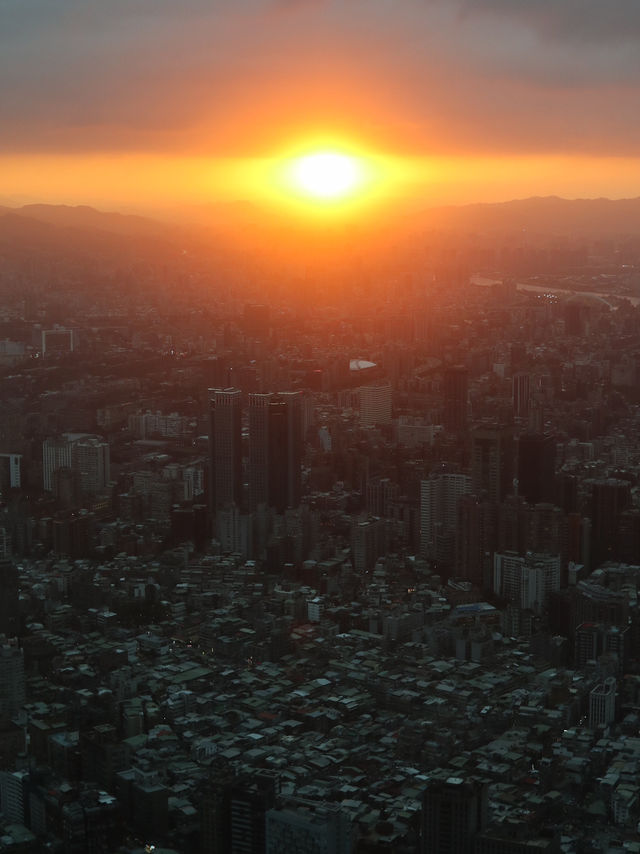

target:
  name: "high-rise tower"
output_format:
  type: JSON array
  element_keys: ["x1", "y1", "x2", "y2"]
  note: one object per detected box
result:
[
  {"x1": 443, "y1": 366, "x2": 469, "y2": 432},
  {"x1": 517, "y1": 433, "x2": 556, "y2": 505},
  {"x1": 208, "y1": 388, "x2": 243, "y2": 513},
  {"x1": 249, "y1": 392, "x2": 302, "y2": 514},
  {"x1": 422, "y1": 777, "x2": 487, "y2": 854},
  {"x1": 471, "y1": 424, "x2": 514, "y2": 504},
  {"x1": 512, "y1": 372, "x2": 531, "y2": 418}
]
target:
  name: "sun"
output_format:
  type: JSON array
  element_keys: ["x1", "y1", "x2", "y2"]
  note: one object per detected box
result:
[
  {"x1": 290, "y1": 151, "x2": 363, "y2": 200},
  {"x1": 250, "y1": 140, "x2": 405, "y2": 216}
]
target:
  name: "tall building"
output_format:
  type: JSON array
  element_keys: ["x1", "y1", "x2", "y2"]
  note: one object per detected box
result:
[
  {"x1": 443, "y1": 366, "x2": 469, "y2": 432},
  {"x1": 43, "y1": 436, "x2": 74, "y2": 491},
  {"x1": 229, "y1": 773, "x2": 277, "y2": 854},
  {"x1": 359, "y1": 384, "x2": 392, "y2": 427},
  {"x1": 366, "y1": 477, "x2": 399, "y2": 517},
  {"x1": 574, "y1": 620, "x2": 630, "y2": 670},
  {"x1": 351, "y1": 517, "x2": 387, "y2": 573},
  {"x1": 266, "y1": 803, "x2": 353, "y2": 854},
  {"x1": 517, "y1": 433, "x2": 556, "y2": 505},
  {"x1": 422, "y1": 776, "x2": 487, "y2": 854},
  {"x1": 208, "y1": 388, "x2": 243, "y2": 513},
  {"x1": 43, "y1": 432, "x2": 107, "y2": 496},
  {"x1": 493, "y1": 551, "x2": 561, "y2": 612},
  {"x1": 420, "y1": 473, "x2": 470, "y2": 560},
  {"x1": 199, "y1": 770, "x2": 278, "y2": 854},
  {"x1": 0, "y1": 560, "x2": 19, "y2": 637},
  {"x1": 456, "y1": 495, "x2": 497, "y2": 589},
  {"x1": 248, "y1": 391, "x2": 302, "y2": 513},
  {"x1": 72, "y1": 437, "x2": 110, "y2": 497},
  {"x1": 0, "y1": 644, "x2": 25, "y2": 722},
  {"x1": 512, "y1": 372, "x2": 531, "y2": 418},
  {"x1": 0, "y1": 769, "x2": 28, "y2": 825},
  {"x1": 0, "y1": 454, "x2": 22, "y2": 493},
  {"x1": 588, "y1": 677, "x2": 616, "y2": 729},
  {"x1": 589, "y1": 478, "x2": 631, "y2": 567},
  {"x1": 471, "y1": 424, "x2": 514, "y2": 504}
]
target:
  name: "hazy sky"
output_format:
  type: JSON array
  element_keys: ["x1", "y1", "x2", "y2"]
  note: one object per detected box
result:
[{"x1": 3, "y1": 0, "x2": 640, "y2": 212}]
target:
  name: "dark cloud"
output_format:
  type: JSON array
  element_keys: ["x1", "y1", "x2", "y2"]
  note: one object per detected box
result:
[
  {"x1": 457, "y1": 0, "x2": 640, "y2": 44},
  {"x1": 1, "y1": 0, "x2": 640, "y2": 158}
]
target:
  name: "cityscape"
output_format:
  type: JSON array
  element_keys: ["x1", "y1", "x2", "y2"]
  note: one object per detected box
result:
[
  {"x1": 4, "y1": 1, "x2": 640, "y2": 853},
  {"x1": 0, "y1": 200, "x2": 640, "y2": 852}
]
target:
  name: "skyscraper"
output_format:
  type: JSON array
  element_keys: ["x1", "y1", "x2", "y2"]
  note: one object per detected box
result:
[
  {"x1": 43, "y1": 436, "x2": 74, "y2": 492},
  {"x1": 359, "y1": 384, "x2": 392, "y2": 427},
  {"x1": 443, "y1": 366, "x2": 469, "y2": 432},
  {"x1": 0, "y1": 644, "x2": 25, "y2": 721},
  {"x1": 229, "y1": 773, "x2": 277, "y2": 854},
  {"x1": 456, "y1": 494, "x2": 497, "y2": 589},
  {"x1": 72, "y1": 437, "x2": 110, "y2": 497},
  {"x1": 517, "y1": 433, "x2": 556, "y2": 505},
  {"x1": 511, "y1": 372, "x2": 531, "y2": 418},
  {"x1": 471, "y1": 424, "x2": 514, "y2": 504},
  {"x1": 420, "y1": 473, "x2": 470, "y2": 560},
  {"x1": 208, "y1": 388, "x2": 243, "y2": 513},
  {"x1": 422, "y1": 777, "x2": 487, "y2": 854},
  {"x1": 0, "y1": 560, "x2": 19, "y2": 637},
  {"x1": 589, "y1": 677, "x2": 616, "y2": 729},
  {"x1": 266, "y1": 804, "x2": 353, "y2": 854},
  {"x1": 493, "y1": 551, "x2": 561, "y2": 612},
  {"x1": 589, "y1": 477, "x2": 631, "y2": 567},
  {"x1": 248, "y1": 391, "x2": 302, "y2": 514}
]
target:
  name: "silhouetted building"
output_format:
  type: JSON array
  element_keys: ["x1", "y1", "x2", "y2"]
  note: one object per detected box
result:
[
  {"x1": 589, "y1": 677, "x2": 617, "y2": 729},
  {"x1": 493, "y1": 551, "x2": 561, "y2": 612},
  {"x1": 512, "y1": 372, "x2": 531, "y2": 418},
  {"x1": 617, "y1": 509, "x2": 640, "y2": 564},
  {"x1": 351, "y1": 517, "x2": 387, "y2": 573},
  {"x1": 517, "y1": 433, "x2": 556, "y2": 505},
  {"x1": 443, "y1": 366, "x2": 468, "y2": 432},
  {"x1": 589, "y1": 478, "x2": 631, "y2": 567},
  {"x1": 456, "y1": 495, "x2": 497, "y2": 589},
  {"x1": 421, "y1": 473, "x2": 470, "y2": 561},
  {"x1": 229, "y1": 773, "x2": 277, "y2": 854},
  {"x1": 366, "y1": 477, "x2": 399, "y2": 518},
  {"x1": 359, "y1": 384, "x2": 392, "y2": 427},
  {"x1": 471, "y1": 424, "x2": 514, "y2": 505},
  {"x1": 557, "y1": 473, "x2": 578, "y2": 514},
  {"x1": 0, "y1": 560, "x2": 19, "y2": 637},
  {"x1": 72, "y1": 436, "x2": 110, "y2": 497},
  {"x1": 0, "y1": 454, "x2": 21, "y2": 494},
  {"x1": 266, "y1": 803, "x2": 353, "y2": 854},
  {"x1": 422, "y1": 776, "x2": 487, "y2": 854},
  {"x1": 0, "y1": 643, "x2": 25, "y2": 722},
  {"x1": 208, "y1": 388, "x2": 242, "y2": 513},
  {"x1": 249, "y1": 391, "x2": 302, "y2": 513}
]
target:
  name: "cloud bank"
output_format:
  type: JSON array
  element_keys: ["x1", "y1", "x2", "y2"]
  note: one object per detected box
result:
[{"x1": 2, "y1": 0, "x2": 640, "y2": 157}]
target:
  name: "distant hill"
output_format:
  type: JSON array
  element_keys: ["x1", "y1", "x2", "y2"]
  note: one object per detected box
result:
[
  {"x1": 418, "y1": 196, "x2": 640, "y2": 238},
  {"x1": 3, "y1": 197, "x2": 640, "y2": 264},
  {"x1": 0, "y1": 209, "x2": 183, "y2": 265},
  {"x1": 13, "y1": 203, "x2": 171, "y2": 240}
]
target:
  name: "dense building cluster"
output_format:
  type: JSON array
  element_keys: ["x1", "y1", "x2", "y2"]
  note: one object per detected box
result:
[{"x1": 1, "y1": 220, "x2": 640, "y2": 851}]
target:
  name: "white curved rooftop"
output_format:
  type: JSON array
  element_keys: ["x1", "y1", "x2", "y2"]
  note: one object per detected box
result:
[{"x1": 349, "y1": 359, "x2": 377, "y2": 371}]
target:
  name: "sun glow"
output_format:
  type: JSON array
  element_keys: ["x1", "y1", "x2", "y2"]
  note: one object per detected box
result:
[
  {"x1": 253, "y1": 140, "x2": 405, "y2": 217},
  {"x1": 290, "y1": 151, "x2": 363, "y2": 200}
]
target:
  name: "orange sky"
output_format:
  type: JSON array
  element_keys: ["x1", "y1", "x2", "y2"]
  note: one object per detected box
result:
[{"x1": 3, "y1": 1, "x2": 640, "y2": 218}]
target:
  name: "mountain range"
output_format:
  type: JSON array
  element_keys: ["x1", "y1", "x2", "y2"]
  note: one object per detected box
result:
[{"x1": 2, "y1": 197, "x2": 640, "y2": 258}]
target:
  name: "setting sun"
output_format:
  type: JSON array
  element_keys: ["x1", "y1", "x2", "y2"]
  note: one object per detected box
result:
[
  {"x1": 290, "y1": 152, "x2": 363, "y2": 200},
  {"x1": 250, "y1": 141, "x2": 410, "y2": 218}
]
